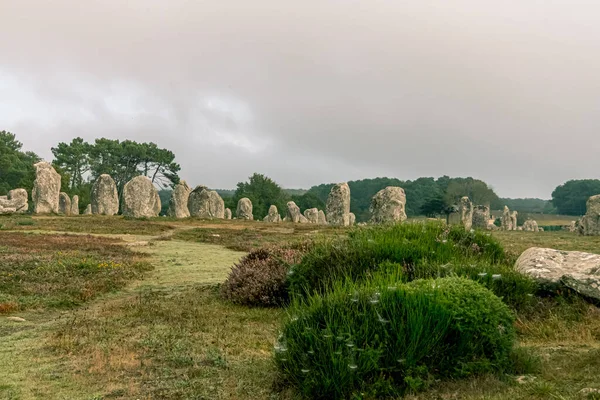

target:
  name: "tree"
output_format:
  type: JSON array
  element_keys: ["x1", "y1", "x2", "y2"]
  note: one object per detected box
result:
[
  {"x1": 51, "y1": 137, "x2": 90, "y2": 189},
  {"x1": 87, "y1": 138, "x2": 181, "y2": 195},
  {"x1": 444, "y1": 178, "x2": 500, "y2": 208},
  {"x1": 420, "y1": 193, "x2": 447, "y2": 218},
  {"x1": 0, "y1": 131, "x2": 40, "y2": 195},
  {"x1": 551, "y1": 180, "x2": 600, "y2": 215},
  {"x1": 233, "y1": 173, "x2": 290, "y2": 220}
]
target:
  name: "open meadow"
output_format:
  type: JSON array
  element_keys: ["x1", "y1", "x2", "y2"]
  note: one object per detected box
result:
[{"x1": 1, "y1": 215, "x2": 599, "y2": 400}]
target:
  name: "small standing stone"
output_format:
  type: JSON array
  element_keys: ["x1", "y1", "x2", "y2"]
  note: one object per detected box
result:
[
  {"x1": 459, "y1": 197, "x2": 474, "y2": 231},
  {"x1": 168, "y1": 181, "x2": 191, "y2": 218},
  {"x1": 70, "y1": 195, "x2": 79, "y2": 215},
  {"x1": 84, "y1": 204, "x2": 92, "y2": 215},
  {"x1": 58, "y1": 192, "x2": 71, "y2": 215},
  {"x1": 225, "y1": 208, "x2": 232, "y2": 220},
  {"x1": 326, "y1": 183, "x2": 351, "y2": 226},
  {"x1": 304, "y1": 208, "x2": 319, "y2": 224},
  {"x1": 263, "y1": 205, "x2": 281, "y2": 223},
  {"x1": 91, "y1": 174, "x2": 119, "y2": 216},
  {"x1": 236, "y1": 198, "x2": 253, "y2": 220},
  {"x1": 579, "y1": 194, "x2": 600, "y2": 236},
  {"x1": 317, "y1": 210, "x2": 328, "y2": 225},
  {"x1": 285, "y1": 201, "x2": 303, "y2": 223}
]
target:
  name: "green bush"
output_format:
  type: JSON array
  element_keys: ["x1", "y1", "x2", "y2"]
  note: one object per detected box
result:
[
  {"x1": 220, "y1": 244, "x2": 308, "y2": 306},
  {"x1": 287, "y1": 222, "x2": 535, "y2": 308},
  {"x1": 276, "y1": 276, "x2": 516, "y2": 399}
]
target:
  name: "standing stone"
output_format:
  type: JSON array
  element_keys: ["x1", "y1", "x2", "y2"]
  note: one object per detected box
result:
[
  {"x1": 122, "y1": 176, "x2": 161, "y2": 218},
  {"x1": 263, "y1": 205, "x2": 281, "y2": 223},
  {"x1": 349, "y1": 212, "x2": 356, "y2": 226},
  {"x1": 326, "y1": 183, "x2": 351, "y2": 226},
  {"x1": 188, "y1": 186, "x2": 224, "y2": 219},
  {"x1": 501, "y1": 206, "x2": 512, "y2": 231},
  {"x1": 304, "y1": 208, "x2": 319, "y2": 224},
  {"x1": 70, "y1": 195, "x2": 79, "y2": 215},
  {"x1": 58, "y1": 193, "x2": 71, "y2": 215},
  {"x1": 317, "y1": 210, "x2": 328, "y2": 225},
  {"x1": 225, "y1": 208, "x2": 232, "y2": 220},
  {"x1": 459, "y1": 197, "x2": 474, "y2": 231},
  {"x1": 0, "y1": 189, "x2": 28, "y2": 213},
  {"x1": 579, "y1": 194, "x2": 600, "y2": 236},
  {"x1": 285, "y1": 201, "x2": 303, "y2": 223},
  {"x1": 236, "y1": 198, "x2": 253, "y2": 220},
  {"x1": 510, "y1": 211, "x2": 518, "y2": 231},
  {"x1": 369, "y1": 186, "x2": 407, "y2": 224},
  {"x1": 472, "y1": 205, "x2": 490, "y2": 230},
  {"x1": 91, "y1": 174, "x2": 119, "y2": 216},
  {"x1": 84, "y1": 204, "x2": 92, "y2": 215},
  {"x1": 568, "y1": 221, "x2": 577, "y2": 232},
  {"x1": 32, "y1": 162, "x2": 61, "y2": 214},
  {"x1": 168, "y1": 181, "x2": 191, "y2": 218},
  {"x1": 523, "y1": 219, "x2": 539, "y2": 232}
]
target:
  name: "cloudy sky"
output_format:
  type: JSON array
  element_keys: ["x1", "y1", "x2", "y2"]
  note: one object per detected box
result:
[{"x1": 1, "y1": 1, "x2": 598, "y2": 198}]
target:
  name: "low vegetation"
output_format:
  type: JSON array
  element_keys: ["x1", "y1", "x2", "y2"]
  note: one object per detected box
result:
[{"x1": 0, "y1": 232, "x2": 151, "y2": 312}]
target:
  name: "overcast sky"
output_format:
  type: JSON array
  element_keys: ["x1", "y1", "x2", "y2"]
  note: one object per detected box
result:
[{"x1": 2, "y1": 1, "x2": 599, "y2": 198}]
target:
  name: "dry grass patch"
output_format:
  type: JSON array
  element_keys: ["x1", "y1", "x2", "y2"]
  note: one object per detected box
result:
[{"x1": 50, "y1": 286, "x2": 285, "y2": 400}]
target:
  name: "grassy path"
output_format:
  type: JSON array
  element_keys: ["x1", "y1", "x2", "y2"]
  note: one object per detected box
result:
[{"x1": 0, "y1": 231, "x2": 249, "y2": 399}]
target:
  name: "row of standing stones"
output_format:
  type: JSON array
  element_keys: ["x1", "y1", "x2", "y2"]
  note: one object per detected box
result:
[{"x1": 0, "y1": 161, "x2": 598, "y2": 235}]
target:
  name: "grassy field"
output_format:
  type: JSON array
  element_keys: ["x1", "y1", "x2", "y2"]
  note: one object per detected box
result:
[{"x1": 0, "y1": 216, "x2": 599, "y2": 399}]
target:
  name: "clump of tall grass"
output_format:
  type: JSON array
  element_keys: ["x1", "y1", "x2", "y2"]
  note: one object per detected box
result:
[
  {"x1": 276, "y1": 274, "x2": 516, "y2": 399},
  {"x1": 288, "y1": 222, "x2": 536, "y2": 309}
]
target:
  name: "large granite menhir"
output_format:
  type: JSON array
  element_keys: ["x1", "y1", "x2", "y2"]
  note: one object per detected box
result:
[
  {"x1": 121, "y1": 176, "x2": 161, "y2": 218},
  {"x1": 32, "y1": 162, "x2": 61, "y2": 214}
]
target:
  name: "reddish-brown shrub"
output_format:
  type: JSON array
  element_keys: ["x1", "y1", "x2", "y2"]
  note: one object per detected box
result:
[{"x1": 220, "y1": 245, "x2": 306, "y2": 306}]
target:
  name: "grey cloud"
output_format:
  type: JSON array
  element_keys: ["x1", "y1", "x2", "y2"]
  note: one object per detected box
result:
[{"x1": 1, "y1": 0, "x2": 599, "y2": 197}]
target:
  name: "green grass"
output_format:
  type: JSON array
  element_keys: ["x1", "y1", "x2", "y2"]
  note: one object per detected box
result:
[
  {"x1": 0, "y1": 232, "x2": 152, "y2": 312},
  {"x1": 491, "y1": 230, "x2": 600, "y2": 259}
]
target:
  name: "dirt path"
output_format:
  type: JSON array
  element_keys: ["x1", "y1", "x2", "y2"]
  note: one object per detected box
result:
[{"x1": 0, "y1": 230, "x2": 245, "y2": 399}]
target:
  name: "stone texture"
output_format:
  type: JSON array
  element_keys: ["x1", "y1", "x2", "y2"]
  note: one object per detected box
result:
[
  {"x1": 236, "y1": 198, "x2": 253, "y2": 220},
  {"x1": 168, "y1": 181, "x2": 191, "y2": 218},
  {"x1": 224, "y1": 208, "x2": 232, "y2": 220},
  {"x1": 515, "y1": 247, "x2": 600, "y2": 301},
  {"x1": 579, "y1": 194, "x2": 600, "y2": 236},
  {"x1": 349, "y1": 212, "x2": 356, "y2": 226},
  {"x1": 459, "y1": 196, "x2": 474, "y2": 231},
  {"x1": 566, "y1": 221, "x2": 577, "y2": 232},
  {"x1": 304, "y1": 208, "x2": 319, "y2": 223},
  {"x1": 523, "y1": 219, "x2": 539, "y2": 232},
  {"x1": 501, "y1": 206, "x2": 512, "y2": 231},
  {"x1": 317, "y1": 210, "x2": 328, "y2": 225},
  {"x1": 122, "y1": 176, "x2": 161, "y2": 218},
  {"x1": 263, "y1": 205, "x2": 281, "y2": 223},
  {"x1": 285, "y1": 201, "x2": 303, "y2": 223},
  {"x1": 91, "y1": 174, "x2": 119, "y2": 216},
  {"x1": 298, "y1": 214, "x2": 309, "y2": 223},
  {"x1": 369, "y1": 186, "x2": 407, "y2": 224},
  {"x1": 84, "y1": 204, "x2": 92, "y2": 215},
  {"x1": 188, "y1": 186, "x2": 224, "y2": 219},
  {"x1": 70, "y1": 195, "x2": 79, "y2": 215},
  {"x1": 326, "y1": 182, "x2": 351, "y2": 226},
  {"x1": 472, "y1": 205, "x2": 490, "y2": 230},
  {"x1": 0, "y1": 189, "x2": 28, "y2": 213},
  {"x1": 511, "y1": 211, "x2": 518, "y2": 231},
  {"x1": 58, "y1": 192, "x2": 71, "y2": 215},
  {"x1": 32, "y1": 162, "x2": 61, "y2": 214}
]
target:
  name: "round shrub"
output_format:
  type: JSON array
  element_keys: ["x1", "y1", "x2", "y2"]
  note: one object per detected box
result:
[
  {"x1": 276, "y1": 276, "x2": 516, "y2": 399},
  {"x1": 220, "y1": 245, "x2": 306, "y2": 306}
]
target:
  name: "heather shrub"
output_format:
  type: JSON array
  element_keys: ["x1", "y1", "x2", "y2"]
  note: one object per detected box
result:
[
  {"x1": 221, "y1": 245, "x2": 307, "y2": 306},
  {"x1": 276, "y1": 276, "x2": 516, "y2": 399},
  {"x1": 287, "y1": 222, "x2": 535, "y2": 308}
]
